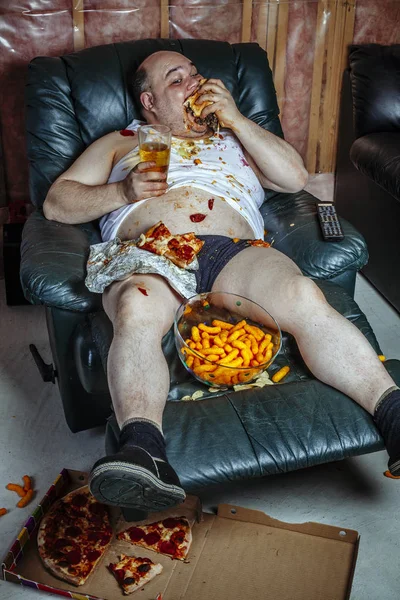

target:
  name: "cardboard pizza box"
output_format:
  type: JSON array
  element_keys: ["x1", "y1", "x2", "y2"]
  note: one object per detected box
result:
[{"x1": 1, "y1": 469, "x2": 359, "y2": 600}]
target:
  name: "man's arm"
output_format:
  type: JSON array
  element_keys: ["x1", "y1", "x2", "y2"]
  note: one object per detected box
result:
[
  {"x1": 43, "y1": 132, "x2": 168, "y2": 224},
  {"x1": 198, "y1": 79, "x2": 308, "y2": 193}
]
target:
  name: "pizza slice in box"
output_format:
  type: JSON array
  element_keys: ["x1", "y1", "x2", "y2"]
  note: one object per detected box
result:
[
  {"x1": 108, "y1": 553, "x2": 163, "y2": 595},
  {"x1": 137, "y1": 221, "x2": 204, "y2": 269},
  {"x1": 117, "y1": 516, "x2": 192, "y2": 561}
]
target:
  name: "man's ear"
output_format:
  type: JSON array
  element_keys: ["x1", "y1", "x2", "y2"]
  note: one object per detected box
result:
[{"x1": 140, "y1": 91, "x2": 154, "y2": 112}]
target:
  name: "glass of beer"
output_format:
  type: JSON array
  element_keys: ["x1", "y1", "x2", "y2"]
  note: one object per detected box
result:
[{"x1": 138, "y1": 124, "x2": 171, "y2": 174}]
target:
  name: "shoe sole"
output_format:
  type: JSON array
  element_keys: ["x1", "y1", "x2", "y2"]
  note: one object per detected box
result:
[
  {"x1": 389, "y1": 457, "x2": 400, "y2": 477},
  {"x1": 88, "y1": 461, "x2": 186, "y2": 511}
]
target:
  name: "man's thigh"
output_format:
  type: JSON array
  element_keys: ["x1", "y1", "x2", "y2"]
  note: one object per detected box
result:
[
  {"x1": 211, "y1": 246, "x2": 305, "y2": 327},
  {"x1": 103, "y1": 273, "x2": 182, "y2": 335}
]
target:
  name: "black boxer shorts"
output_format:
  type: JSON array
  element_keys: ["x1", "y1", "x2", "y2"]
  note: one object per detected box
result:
[{"x1": 194, "y1": 235, "x2": 251, "y2": 293}]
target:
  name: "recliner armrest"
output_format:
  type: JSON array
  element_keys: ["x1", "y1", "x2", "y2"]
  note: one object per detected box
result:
[
  {"x1": 261, "y1": 190, "x2": 368, "y2": 280},
  {"x1": 20, "y1": 211, "x2": 102, "y2": 312}
]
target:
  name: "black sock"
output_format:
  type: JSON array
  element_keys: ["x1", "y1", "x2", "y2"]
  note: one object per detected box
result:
[
  {"x1": 119, "y1": 420, "x2": 167, "y2": 462},
  {"x1": 374, "y1": 387, "x2": 400, "y2": 474}
]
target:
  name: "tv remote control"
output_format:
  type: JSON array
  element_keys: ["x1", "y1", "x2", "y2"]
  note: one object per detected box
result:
[{"x1": 316, "y1": 202, "x2": 344, "y2": 242}]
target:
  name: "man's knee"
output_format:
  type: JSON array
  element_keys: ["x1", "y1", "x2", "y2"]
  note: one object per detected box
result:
[
  {"x1": 103, "y1": 277, "x2": 177, "y2": 334},
  {"x1": 286, "y1": 275, "x2": 326, "y2": 310}
]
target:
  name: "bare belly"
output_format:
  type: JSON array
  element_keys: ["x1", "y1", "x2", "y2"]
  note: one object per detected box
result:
[{"x1": 116, "y1": 186, "x2": 256, "y2": 240}]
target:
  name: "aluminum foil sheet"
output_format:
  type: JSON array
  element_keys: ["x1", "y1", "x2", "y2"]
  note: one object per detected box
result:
[{"x1": 85, "y1": 238, "x2": 198, "y2": 298}]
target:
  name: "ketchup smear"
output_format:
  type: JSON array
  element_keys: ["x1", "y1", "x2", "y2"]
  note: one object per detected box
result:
[
  {"x1": 119, "y1": 129, "x2": 136, "y2": 136},
  {"x1": 190, "y1": 213, "x2": 206, "y2": 222}
]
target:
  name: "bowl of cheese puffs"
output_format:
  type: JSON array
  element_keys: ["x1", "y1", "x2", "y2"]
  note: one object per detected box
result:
[{"x1": 174, "y1": 292, "x2": 281, "y2": 388}]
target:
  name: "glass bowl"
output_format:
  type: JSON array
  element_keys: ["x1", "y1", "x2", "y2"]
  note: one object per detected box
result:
[{"x1": 174, "y1": 292, "x2": 281, "y2": 389}]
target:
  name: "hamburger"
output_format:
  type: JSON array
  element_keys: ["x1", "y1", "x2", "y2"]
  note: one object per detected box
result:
[{"x1": 183, "y1": 78, "x2": 219, "y2": 133}]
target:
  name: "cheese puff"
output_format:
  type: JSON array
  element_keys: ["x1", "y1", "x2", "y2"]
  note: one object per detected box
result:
[
  {"x1": 17, "y1": 489, "x2": 34, "y2": 508},
  {"x1": 227, "y1": 329, "x2": 246, "y2": 343},
  {"x1": 6, "y1": 483, "x2": 26, "y2": 498},
  {"x1": 220, "y1": 332, "x2": 228, "y2": 342},
  {"x1": 219, "y1": 349, "x2": 240, "y2": 364},
  {"x1": 199, "y1": 324, "x2": 221, "y2": 334},
  {"x1": 224, "y1": 344, "x2": 233, "y2": 353},
  {"x1": 23, "y1": 476, "x2": 32, "y2": 492},
  {"x1": 202, "y1": 338, "x2": 210, "y2": 349},
  {"x1": 206, "y1": 354, "x2": 221, "y2": 362},
  {"x1": 259, "y1": 338, "x2": 269, "y2": 354},
  {"x1": 201, "y1": 331, "x2": 209, "y2": 339},
  {"x1": 264, "y1": 349, "x2": 273, "y2": 364},
  {"x1": 212, "y1": 319, "x2": 233, "y2": 330},
  {"x1": 194, "y1": 357, "x2": 201, "y2": 368},
  {"x1": 189, "y1": 341, "x2": 196, "y2": 350},
  {"x1": 251, "y1": 359, "x2": 260, "y2": 367},
  {"x1": 194, "y1": 364, "x2": 217, "y2": 374},
  {"x1": 231, "y1": 375, "x2": 239, "y2": 385},
  {"x1": 256, "y1": 353, "x2": 265, "y2": 363},
  {"x1": 232, "y1": 340, "x2": 247, "y2": 351},
  {"x1": 229, "y1": 320, "x2": 247, "y2": 334},
  {"x1": 267, "y1": 342, "x2": 274, "y2": 352},
  {"x1": 213, "y1": 336, "x2": 225, "y2": 348},
  {"x1": 191, "y1": 326, "x2": 201, "y2": 342},
  {"x1": 202, "y1": 346, "x2": 225, "y2": 355},
  {"x1": 195, "y1": 342, "x2": 203, "y2": 351},
  {"x1": 247, "y1": 334, "x2": 259, "y2": 355},
  {"x1": 378, "y1": 355, "x2": 386, "y2": 362},
  {"x1": 272, "y1": 366, "x2": 290, "y2": 383},
  {"x1": 238, "y1": 371, "x2": 254, "y2": 383},
  {"x1": 186, "y1": 356, "x2": 194, "y2": 369},
  {"x1": 223, "y1": 357, "x2": 244, "y2": 368},
  {"x1": 0, "y1": 508, "x2": 7, "y2": 517},
  {"x1": 264, "y1": 333, "x2": 272, "y2": 345},
  {"x1": 244, "y1": 324, "x2": 264, "y2": 341},
  {"x1": 240, "y1": 348, "x2": 253, "y2": 367}
]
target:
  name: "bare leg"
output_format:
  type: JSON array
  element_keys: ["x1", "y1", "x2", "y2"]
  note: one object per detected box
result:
[
  {"x1": 103, "y1": 273, "x2": 181, "y2": 428},
  {"x1": 213, "y1": 246, "x2": 395, "y2": 415},
  {"x1": 89, "y1": 274, "x2": 185, "y2": 511}
]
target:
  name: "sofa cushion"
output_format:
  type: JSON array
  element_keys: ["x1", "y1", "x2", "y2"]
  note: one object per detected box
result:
[
  {"x1": 350, "y1": 132, "x2": 400, "y2": 202},
  {"x1": 349, "y1": 44, "x2": 400, "y2": 138}
]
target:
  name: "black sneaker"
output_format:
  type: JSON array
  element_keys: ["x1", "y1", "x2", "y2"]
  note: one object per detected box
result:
[{"x1": 88, "y1": 445, "x2": 186, "y2": 511}]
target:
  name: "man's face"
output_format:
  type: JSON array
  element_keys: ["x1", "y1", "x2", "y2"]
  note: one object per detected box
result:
[{"x1": 140, "y1": 52, "x2": 209, "y2": 138}]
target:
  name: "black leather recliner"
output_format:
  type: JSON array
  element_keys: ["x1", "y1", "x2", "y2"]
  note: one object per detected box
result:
[
  {"x1": 20, "y1": 38, "x2": 400, "y2": 493},
  {"x1": 335, "y1": 44, "x2": 400, "y2": 313}
]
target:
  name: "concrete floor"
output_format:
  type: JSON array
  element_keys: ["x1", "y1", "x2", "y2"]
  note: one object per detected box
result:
[{"x1": 0, "y1": 271, "x2": 399, "y2": 599}]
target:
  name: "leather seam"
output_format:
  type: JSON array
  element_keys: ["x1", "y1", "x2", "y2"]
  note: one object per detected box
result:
[{"x1": 225, "y1": 394, "x2": 263, "y2": 477}]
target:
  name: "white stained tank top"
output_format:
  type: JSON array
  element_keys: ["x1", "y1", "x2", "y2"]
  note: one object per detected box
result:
[{"x1": 99, "y1": 119, "x2": 266, "y2": 241}]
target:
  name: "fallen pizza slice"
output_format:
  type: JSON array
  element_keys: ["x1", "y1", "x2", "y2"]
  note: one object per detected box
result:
[
  {"x1": 137, "y1": 221, "x2": 204, "y2": 269},
  {"x1": 37, "y1": 486, "x2": 112, "y2": 586},
  {"x1": 108, "y1": 554, "x2": 163, "y2": 595},
  {"x1": 117, "y1": 516, "x2": 192, "y2": 561}
]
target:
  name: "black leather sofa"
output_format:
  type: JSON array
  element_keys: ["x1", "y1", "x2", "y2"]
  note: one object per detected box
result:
[
  {"x1": 335, "y1": 44, "x2": 400, "y2": 313},
  {"x1": 20, "y1": 38, "x2": 400, "y2": 493}
]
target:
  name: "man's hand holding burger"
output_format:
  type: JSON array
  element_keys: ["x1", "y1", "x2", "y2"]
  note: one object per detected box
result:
[
  {"x1": 119, "y1": 161, "x2": 168, "y2": 204},
  {"x1": 195, "y1": 79, "x2": 242, "y2": 130}
]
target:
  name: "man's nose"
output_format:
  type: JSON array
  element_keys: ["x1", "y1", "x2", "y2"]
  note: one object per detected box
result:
[{"x1": 188, "y1": 74, "x2": 202, "y2": 92}]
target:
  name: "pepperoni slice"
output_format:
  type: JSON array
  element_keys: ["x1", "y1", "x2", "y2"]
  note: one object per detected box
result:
[
  {"x1": 86, "y1": 550, "x2": 101, "y2": 562},
  {"x1": 128, "y1": 527, "x2": 145, "y2": 542},
  {"x1": 144, "y1": 531, "x2": 161, "y2": 545},
  {"x1": 65, "y1": 549, "x2": 81, "y2": 564},
  {"x1": 53, "y1": 538, "x2": 69, "y2": 551},
  {"x1": 71, "y1": 494, "x2": 87, "y2": 507},
  {"x1": 171, "y1": 530, "x2": 185, "y2": 545},
  {"x1": 114, "y1": 568, "x2": 125, "y2": 580},
  {"x1": 65, "y1": 526, "x2": 82, "y2": 537},
  {"x1": 138, "y1": 563, "x2": 151, "y2": 573},
  {"x1": 162, "y1": 518, "x2": 181, "y2": 529},
  {"x1": 159, "y1": 540, "x2": 176, "y2": 556},
  {"x1": 190, "y1": 213, "x2": 206, "y2": 222}
]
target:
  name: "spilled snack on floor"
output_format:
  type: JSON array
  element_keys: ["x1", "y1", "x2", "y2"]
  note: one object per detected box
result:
[{"x1": 6, "y1": 474, "x2": 34, "y2": 508}]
